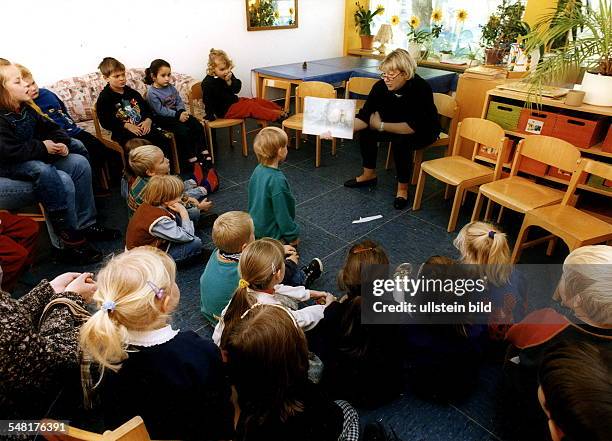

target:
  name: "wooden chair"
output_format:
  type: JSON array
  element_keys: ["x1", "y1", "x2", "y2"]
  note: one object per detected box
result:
[
  {"x1": 412, "y1": 117, "x2": 507, "y2": 232},
  {"x1": 1, "y1": 205, "x2": 46, "y2": 223},
  {"x1": 282, "y1": 81, "x2": 337, "y2": 167},
  {"x1": 249, "y1": 78, "x2": 293, "y2": 135},
  {"x1": 344, "y1": 76, "x2": 379, "y2": 113},
  {"x1": 385, "y1": 93, "x2": 459, "y2": 185},
  {"x1": 188, "y1": 82, "x2": 247, "y2": 163},
  {"x1": 472, "y1": 135, "x2": 581, "y2": 223},
  {"x1": 511, "y1": 158, "x2": 612, "y2": 263},
  {"x1": 92, "y1": 104, "x2": 181, "y2": 173},
  {"x1": 41, "y1": 416, "x2": 152, "y2": 441}
]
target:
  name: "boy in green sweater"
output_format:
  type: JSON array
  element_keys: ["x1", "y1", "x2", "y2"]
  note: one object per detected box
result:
[{"x1": 248, "y1": 127, "x2": 322, "y2": 286}]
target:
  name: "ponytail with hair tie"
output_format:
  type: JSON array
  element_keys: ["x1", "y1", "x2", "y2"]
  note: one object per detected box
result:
[{"x1": 488, "y1": 230, "x2": 496, "y2": 239}]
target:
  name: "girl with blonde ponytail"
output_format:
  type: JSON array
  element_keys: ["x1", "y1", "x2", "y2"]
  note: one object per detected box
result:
[
  {"x1": 80, "y1": 246, "x2": 233, "y2": 440},
  {"x1": 454, "y1": 221, "x2": 526, "y2": 339},
  {"x1": 213, "y1": 238, "x2": 335, "y2": 347}
]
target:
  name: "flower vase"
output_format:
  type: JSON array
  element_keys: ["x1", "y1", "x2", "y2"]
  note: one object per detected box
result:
[
  {"x1": 407, "y1": 42, "x2": 421, "y2": 61},
  {"x1": 360, "y1": 35, "x2": 374, "y2": 50}
]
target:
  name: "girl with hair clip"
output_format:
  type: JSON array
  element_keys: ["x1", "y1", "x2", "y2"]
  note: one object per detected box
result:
[
  {"x1": 201, "y1": 48, "x2": 287, "y2": 122},
  {"x1": 79, "y1": 246, "x2": 234, "y2": 441},
  {"x1": 225, "y1": 303, "x2": 360, "y2": 441},
  {"x1": 212, "y1": 238, "x2": 335, "y2": 347},
  {"x1": 308, "y1": 240, "x2": 404, "y2": 408},
  {"x1": 144, "y1": 59, "x2": 212, "y2": 175},
  {"x1": 454, "y1": 221, "x2": 527, "y2": 341}
]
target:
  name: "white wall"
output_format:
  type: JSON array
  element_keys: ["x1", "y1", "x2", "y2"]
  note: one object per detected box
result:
[{"x1": 1, "y1": 0, "x2": 345, "y2": 96}]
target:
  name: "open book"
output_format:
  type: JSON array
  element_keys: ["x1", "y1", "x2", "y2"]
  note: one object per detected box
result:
[{"x1": 303, "y1": 97, "x2": 356, "y2": 140}]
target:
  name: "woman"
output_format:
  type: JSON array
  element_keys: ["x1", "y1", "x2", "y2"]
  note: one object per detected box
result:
[
  {"x1": 0, "y1": 272, "x2": 96, "y2": 418},
  {"x1": 344, "y1": 49, "x2": 440, "y2": 209}
]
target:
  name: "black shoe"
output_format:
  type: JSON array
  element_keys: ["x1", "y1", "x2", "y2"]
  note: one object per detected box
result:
[
  {"x1": 301, "y1": 258, "x2": 323, "y2": 288},
  {"x1": 82, "y1": 224, "x2": 122, "y2": 241},
  {"x1": 55, "y1": 242, "x2": 103, "y2": 265},
  {"x1": 393, "y1": 197, "x2": 408, "y2": 210},
  {"x1": 197, "y1": 213, "x2": 219, "y2": 230},
  {"x1": 344, "y1": 177, "x2": 378, "y2": 188},
  {"x1": 58, "y1": 228, "x2": 87, "y2": 248}
]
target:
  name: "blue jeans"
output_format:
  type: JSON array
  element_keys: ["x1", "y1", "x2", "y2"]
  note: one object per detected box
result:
[
  {"x1": 283, "y1": 259, "x2": 306, "y2": 286},
  {"x1": 168, "y1": 236, "x2": 203, "y2": 262}
]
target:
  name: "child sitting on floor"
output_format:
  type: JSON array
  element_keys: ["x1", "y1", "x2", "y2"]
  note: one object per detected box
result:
[
  {"x1": 212, "y1": 238, "x2": 334, "y2": 347},
  {"x1": 144, "y1": 58, "x2": 212, "y2": 174},
  {"x1": 202, "y1": 48, "x2": 286, "y2": 122},
  {"x1": 200, "y1": 212, "x2": 324, "y2": 326},
  {"x1": 126, "y1": 144, "x2": 215, "y2": 227},
  {"x1": 126, "y1": 175, "x2": 204, "y2": 263},
  {"x1": 80, "y1": 246, "x2": 234, "y2": 440}
]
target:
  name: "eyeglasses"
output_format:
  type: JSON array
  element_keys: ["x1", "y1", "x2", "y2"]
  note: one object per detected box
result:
[{"x1": 380, "y1": 71, "x2": 402, "y2": 81}]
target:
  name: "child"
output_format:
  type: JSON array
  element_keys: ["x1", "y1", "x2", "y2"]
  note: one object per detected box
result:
[
  {"x1": 125, "y1": 175, "x2": 204, "y2": 263},
  {"x1": 538, "y1": 341, "x2": 612, "y2": 441},
  {"x1": 145, "y1": 59, "x2": 211, "y2": 174},
  {"x1": 225, "y1": 303, "x2": 358, "y2": 440},
  {"x1": 308, "y1": 240, "x2": 404, "y2": 408},
  {"x1": 126, "y1": 145, "x2": 214, "y2": 228},
  {"x1": 200, "y1": 212, "x2": 323, "y2": 326},
  {"x1": 0, "y1": 62, "x2": 118, "y2": 263},
  {"x1": 95, "y1": 57, "x2": 170, "y2": 153},
  {"x1": 202, "y1": 48, "x2": 285, "y2": 122},
  {"x1": 454, "y1": 221, "x2": 527, "y2": 340},
  {"x1": 0, "y1": 212, "x2": 38, "y2": 292},
  {"x1": 212, "y1": 238, "x2": 334, "y2": 347},
  {"x1": 79, "y1": 246, "x2": 234, "y2": 440}
]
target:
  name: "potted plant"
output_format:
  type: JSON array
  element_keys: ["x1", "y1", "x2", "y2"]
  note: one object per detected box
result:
[
  {"x1": 407, "y1": 11, "x2": 443, "y2": 61},
  {"x1": 522, "y1": 0, "x2": 612, "y2": 106},
  {"x1": 480, "y1": 0, "x2": 530, "y2": 65},
  {"x1": 354, "y1": 2, "x2": 385, "y2": 50}
]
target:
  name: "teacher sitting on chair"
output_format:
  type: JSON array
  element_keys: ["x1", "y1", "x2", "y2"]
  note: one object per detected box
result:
[{"x1": 344, "y1": 48, "x2": 440, "y2": 209}]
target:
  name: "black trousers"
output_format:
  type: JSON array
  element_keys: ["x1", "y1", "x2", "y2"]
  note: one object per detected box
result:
[
  {"x1": 154, "y1": 115, "x2": 207, "y2": 169},
  {"x1": 360, "y1": 129, "x2": 416, "y2": 184}
]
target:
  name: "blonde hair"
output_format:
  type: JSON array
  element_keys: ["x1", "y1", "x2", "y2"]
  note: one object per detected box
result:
[
  {"x1": 15, "y1": 64, "x2": 32, "y2": 81},
  {"x1": 558, "y1": 245, "x2": 612, "y2": 324},
  {"x1": 207, "y1": 48, "x2": 233, "y2": 76},
  {"x1": 380, "y1": 48, "x2": 417, "y2": 81},
  {"x1": 454, "y1": 221, "x2": 511, "y2": 286},
  {"x1": 142, "y1": 174, "x2": 183, "y2": 206},
  {"x1": 254, "y1": 127, "x2": 288, "y2": 165},
  {"x1": 219, "y1": 238, "x2": 286, "y2": 348},
  {"x1": 212, "y1": 211, "x2": 254, "y2": 253},
  {"x1": 0, "y1": 63, "x2": 22, "y2": 111},
  {"x1": 128, "y1": 144, "x2": 165, "y2": 177},
  {"x1": 98, "y1": 57, "x2": 125, "y2": 77},
  {"x1": 80, "y1": 246, "x2": 177, "y2": 372}
]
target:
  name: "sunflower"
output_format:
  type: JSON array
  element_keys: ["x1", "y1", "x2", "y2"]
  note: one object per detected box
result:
[
  {"x1": 390, "y1": 15, "x2": 400, "y2": 26},
  {"x1": 456, "y1": 9, "x2": 468, "y2": 23},
  {"x1": 431, "y1": 8, "x2": 443, "y2": 23},
  {"x1": 376, "y1": 4, "x2": 385, "y2": 13},
  {"x1": 409, "y1": 15, "x2": 421, "y2": 29}
]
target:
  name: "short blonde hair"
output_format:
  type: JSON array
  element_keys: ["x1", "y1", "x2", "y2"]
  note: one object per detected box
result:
[
  {"x1": 212, "y1": 211, "x2": 254, "y2": 253},
  {"x1": 254, "y1": 127, "x2": 288, "y2": 165},
  {"x1": 454, "y1": 221, "x2": 511, "y2": 286},
  {"x1": 142, "y1": 174, "x2": 183, "y2": 206},
  {"x1": 98, "y1": 57, "x2": 125, "y2": 77},
  {"x1": 128, "y1": 144, "x2": 164, "y2": 177},
  {"x1": 380, "y1": 48, "x2": 417, "y2": 81},
  {"x1": 207, "y1": 48, "x2": 233, "y2": 76},
  {"x1": 80, "y1": 246, "x2": 177, "y2": 372},
  {"x1": 15, "y1": 64, "x2": 32, "y2": 81},
  {"x1": 558, "y1": 245, "x2": 612, "y2": 324}
]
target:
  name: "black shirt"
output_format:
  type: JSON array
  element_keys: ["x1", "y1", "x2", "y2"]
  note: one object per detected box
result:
[
  {"x1": 357, "y1": 75, "x2": 441, "y2": 148},
  {"x1": 201, "y1": 74, "x2": 242, "y2": 119},
  {"x1": 95, "y1": 84, "x2": 152, "y2": 141}
]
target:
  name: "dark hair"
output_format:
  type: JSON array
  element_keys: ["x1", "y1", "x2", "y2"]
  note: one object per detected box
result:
[
  {"x1": 338, "y1": 239, "x2": 389, "y2": 298},
  {"x1": 98, "y1": 57, "x2": 125, "y2": 77},
  {"x1": 144, "y1": 59, "x2": 171, "y2": 85},
  {"x1": 539, "y1": 341, "x2": 612, "y2": 441},
  {"x1": 225, "y1": 305, "x2": 308, "y2": 432}
]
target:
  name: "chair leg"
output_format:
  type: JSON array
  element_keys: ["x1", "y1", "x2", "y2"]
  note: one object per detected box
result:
[
  {"x1": 229, "y1": 126, "x2": 234, "y2": 145},
  {"x1": 497, "y1": 206, "x2": 505, "y2": 224},
  {"x1": 412, "y1": 169, "x2": 427, "y2": 211},
  {"x1": 206, "y1": 125, "x2": 215, "y2": 164},
  {"x1": 447, "y1": 186, "x2": 464, "y2": 232},
  {"x1": 241, "y1": 122, "x2": 248, "y2": 157},
  {"x1": 511, "y1": 222, "x2": 531, "y2": 263},
  {"x1": 385, "y1": 143, "x2": 392, "y2": 170},
  {"x1": 169, "y1": 135, "x2": 181, "y2": 174},
  {"x1": 484, "y1": 199, "x2": 494, "y2": 221},
  {"x1": 411, "y1": 150, "x2": 423, "y2": 185},
  {"x1": 296, "y1": 130, "x2": 301, "y2": 150},
  {"x1": 331, "y1": 138, "x2": 336, "y2": 156},
  {"x1": 546, "y1": 237, "x2": 558, "y2": 256},
  {"x1": 471, "y1": 192, "x2": 485, "y2": 222},
  {"x1": 315, "y1": 136, "x2": 321, "y2": 168},
  {"x1": 444, "y1": 184, "x2": 452, "y2": 200}
]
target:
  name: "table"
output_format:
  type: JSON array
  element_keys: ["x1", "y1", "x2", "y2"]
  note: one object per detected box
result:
[{"x1": 252, "y1": 56, "x2": 458, "y2": 97}]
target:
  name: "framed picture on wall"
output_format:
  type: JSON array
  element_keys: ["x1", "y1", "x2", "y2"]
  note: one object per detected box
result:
[{"x1": 246, "y1": 0, "x2": 298, "y2": 31}]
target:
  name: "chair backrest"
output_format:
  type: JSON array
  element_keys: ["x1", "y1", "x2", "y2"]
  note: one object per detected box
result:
[
  {"x1": 510, "y1": 135, "x2": 581, "y2": 178},
  {"x1": 433, "y1": 93, "x2": 458, "y2": 120},
  {"x1": 42, "y1": 417, "x2": 151, "y2": 441},
  {"x1": 451, "y1": 117, "x2": 507, "y2": 177},
  {"x1": 562, "y1": 158, "x2": 612, "y2": 206},
  {"x1": 295, "y1": 81, "x2": 335, "y2": 113},
  {"x1": 262, "y1": 78, "x2": 292, "y2": 114},
  {"x1": 91, "y1": 103, "x2": 104, "y2": 139},
  {"x1": 188, "y1": 82, "x2": 203, "y2": 114},
  {"x1": 344, "y1": 77, "x2": 378, "y2": 113}
]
